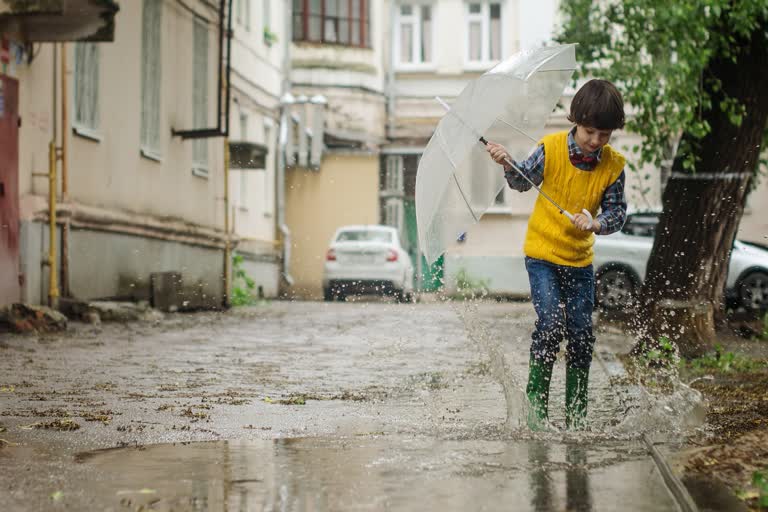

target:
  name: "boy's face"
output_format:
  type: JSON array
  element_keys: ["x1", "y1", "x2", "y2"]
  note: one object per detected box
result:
[{"x1": 574, "y1": 125, "x2": 613, "y2": 154}]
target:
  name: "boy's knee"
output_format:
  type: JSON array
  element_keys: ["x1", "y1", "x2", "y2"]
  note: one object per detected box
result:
[{"x1": 565, "y1": 335, "x2": 596, "y2": 369}]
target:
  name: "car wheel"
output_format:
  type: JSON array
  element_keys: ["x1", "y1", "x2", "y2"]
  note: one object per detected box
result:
[
  {"x1": 596, "y1": 268, "x2": 637, "y2": 310},
  {"x1": 738, "y1": 270, "x2": 768, "y2": 311}
]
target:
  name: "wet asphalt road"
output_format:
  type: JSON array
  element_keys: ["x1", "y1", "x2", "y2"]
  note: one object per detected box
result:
[{"x1": 0, "y1": 300, "x2": 683, "y2": 511}]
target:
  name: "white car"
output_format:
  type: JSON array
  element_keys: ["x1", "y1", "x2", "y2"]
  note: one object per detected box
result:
[
  {"x1": 593, "y1": 211, "x2": 768, "y2": 311},
  {"x1": 322, "y1": 225, "x2": 415, "y2": 302}
]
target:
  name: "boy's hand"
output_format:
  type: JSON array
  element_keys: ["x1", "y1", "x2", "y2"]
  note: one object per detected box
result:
[
  {"x1": 572, "y1": 213, "x2": 600, "y2": 233},
  {"x1": 486, "y1": 142, "x2": 511, "y2": 168}
]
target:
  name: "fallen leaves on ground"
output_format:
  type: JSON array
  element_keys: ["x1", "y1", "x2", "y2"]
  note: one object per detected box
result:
[
  {"x1": 22, "y1": 419, "x2": 81, "y2": 431},
  {"x1": 686, "y1": 428, "x2": 768, "y2": 510}
]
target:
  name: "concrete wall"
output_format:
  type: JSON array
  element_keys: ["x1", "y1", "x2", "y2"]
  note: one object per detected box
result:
[{"x1": 285, "y1": 153, "x2": 380, "y2": 298}]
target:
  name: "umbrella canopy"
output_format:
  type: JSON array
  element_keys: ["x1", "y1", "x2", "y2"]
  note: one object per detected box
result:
[{"x1": 416, "y1": 44, "x2": 577, "y2": 264}]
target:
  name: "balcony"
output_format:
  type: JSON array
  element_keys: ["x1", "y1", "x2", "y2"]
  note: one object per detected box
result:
[{"x1": 0, "y1": 0, "x2": 120, "y2": 42}]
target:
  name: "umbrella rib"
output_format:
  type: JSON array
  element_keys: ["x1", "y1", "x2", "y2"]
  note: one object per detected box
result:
[
  {"x1": 496, "y1": 118, "x2": 539, "y2": 144},
  {"x1": 453, "y1": 173, "x2": 480, "y2": 222}
]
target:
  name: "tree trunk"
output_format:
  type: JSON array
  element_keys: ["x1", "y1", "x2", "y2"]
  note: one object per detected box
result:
[{"x1": 632, "y1": 21, "x2": 768, "y2": 359}]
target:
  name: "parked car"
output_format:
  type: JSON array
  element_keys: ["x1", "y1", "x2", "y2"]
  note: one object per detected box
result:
[
  {"x1": 593, "y1": 211, "x2": 768, "y2": 311},
  {"x1": 322, "y1": 225, "x2": 415, "y2": 302}
]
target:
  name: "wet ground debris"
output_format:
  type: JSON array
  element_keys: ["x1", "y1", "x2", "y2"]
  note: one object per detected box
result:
[
  {"x1": 685, "y1": 428, "x2": 768, "y2": 511},
  {"x1": 0, "y1": 303, "x2": 67, "y2": 333},
  {"x1": 180, "y1": 407, "x2": 209, "y2": 420},
  {"x1": 263, "y1": 390, "x2": 370, "y2": 405},
  {"x1": 687, "y1": 368, "x2": 768, "y2": 440},
  {"x1": 264, "y1": 395, "x2": 306, "y2": 405},
  {"x1": 0, "y1": 438, "x2": 18, "y2": 449},
  {"x1": 80, "y1": 410, "x2": 113, "y2": 424},
  {"x1": 22, "y1": 419, "x2": 81, "y2": 431}
]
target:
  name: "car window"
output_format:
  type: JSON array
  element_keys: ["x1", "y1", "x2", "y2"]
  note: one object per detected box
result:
[
  {"x1": 336, "y1": 230, "x2": 393, "y2": 243},
  {"x1": 621, "y1": 214, "x2": 659, "y2": 237}
]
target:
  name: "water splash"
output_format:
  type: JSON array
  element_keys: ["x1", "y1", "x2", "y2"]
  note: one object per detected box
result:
[{"x1": 453, "y1": 301, "x2": 530, "y2": 430}]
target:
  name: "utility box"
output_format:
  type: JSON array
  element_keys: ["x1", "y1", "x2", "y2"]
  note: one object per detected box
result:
[{"x1": 150, "y1": 272, "x2": 182, "y2": 312}]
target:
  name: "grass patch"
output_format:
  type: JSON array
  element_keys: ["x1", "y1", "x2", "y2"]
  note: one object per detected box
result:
[{"x1": 685, "y1": 344, "x2": 767, "y2": 374}]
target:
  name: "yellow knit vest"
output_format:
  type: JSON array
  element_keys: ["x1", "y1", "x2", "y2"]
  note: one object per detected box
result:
[{"x1": 523, "y1": 130, "x2": 625, "y2": 267}]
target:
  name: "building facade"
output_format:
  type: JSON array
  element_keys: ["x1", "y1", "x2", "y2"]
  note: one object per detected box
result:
[
  {"x1": 384, "y1": 0, "x2": 662, "y2": 297},
  {"x1": 6, "y1": 1, "x2": 241, "y2": 309},
  {"x1": 282, "y1": 0, "x2": 387, "y2": 299}
]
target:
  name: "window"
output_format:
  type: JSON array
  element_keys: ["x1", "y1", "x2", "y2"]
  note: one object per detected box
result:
[
  {"x1": 192, "y1": 18, "x2": 209, "y2": 173},
  {"x1": 141, "y1": 0, "x2": 162, "y2": 158},
  {"x1": 384, "y1": 199, "x2": 404, "y2": 235},
  {"x1": 384, "y1": 155, "x2": 404, "y2": 193},
  {"x1": 239, "y1": 170, "x2": 248, "y2": 207},
  {"x1": 263, "y1": 0, "x2": 271, "y2": 30},
  {"x1": 466, "y1": 2, "x2": 501, "y2": 65},
  {"x1": 396, "y1": 4, "x2": 433, "y2": 67},
  {"x1": 292, "y1": 0, "x2": 370, "y2": 47},
  {"x1": 239, "y1": 112, "x2": 248, "y2": 141},
  {"x1": 73, "y1": 43, "x2": 99, "y2": 136},
  {"x1": 245, "y1": 0, "x2": 251, "y2": 31}
]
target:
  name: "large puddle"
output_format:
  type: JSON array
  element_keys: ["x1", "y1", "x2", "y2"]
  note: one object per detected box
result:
[{"x1": 69, "y1": 436, "x2": 679, "y2": 511}]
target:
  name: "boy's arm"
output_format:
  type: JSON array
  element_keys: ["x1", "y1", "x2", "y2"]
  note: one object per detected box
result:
[
  {"x1": 503, "y1": 144, "x2": 545, "y2": 192},
  {"x1": 595, "y1": 170, "x2": 627, "y2": 235}
]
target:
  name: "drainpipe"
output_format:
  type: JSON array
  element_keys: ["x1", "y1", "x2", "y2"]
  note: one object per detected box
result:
[
  {"x1": 277, "y1": 93, "x2": 294, "y2": 288},
  {"x1": 60, "y1": 42, "x2": 70, "y2": 298},
  {"x1": 48, "y1": 45, "x2": 60, "y2": 308},
  {"x1": 276, "y1": 0, "x2": 294, "y2": 289},
  {"x1": 223, "y1": 138, "x2": 231, "y2": 308},
  {"x1": 386, "y1": 0, "x2": 396, "y2": 140}
]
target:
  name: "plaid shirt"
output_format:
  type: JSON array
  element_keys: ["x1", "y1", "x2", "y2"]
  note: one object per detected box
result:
[{"x1": 504, "y1": 128, "x2": 627, "y2": 235}]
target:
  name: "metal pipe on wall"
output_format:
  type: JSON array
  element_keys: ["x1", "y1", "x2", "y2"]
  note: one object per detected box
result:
[
  {"x1": 221, "y1": 0, "x2": 233, "y2": 308},
  {"x1": 277, "y1": 0, "x2": 294, "y2": 291},
  {"x1": 48, "y1": 45, "x2": 60, "y2": 308},
  {"x1": 60, "y1": 42, "x2": 70, "y2": 298},
  {"x1": 223, "y1": 138, "x2": 231, "y2": 308}
]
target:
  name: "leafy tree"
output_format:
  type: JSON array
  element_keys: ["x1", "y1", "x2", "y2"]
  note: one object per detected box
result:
[{"x1": 559, "y1": 1, "x2": 768, "y2": 357}]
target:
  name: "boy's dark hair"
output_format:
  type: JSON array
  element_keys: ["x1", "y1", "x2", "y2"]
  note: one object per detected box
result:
[{"x1": 567, "y1": 79, "x2": 625, "y2": 130}]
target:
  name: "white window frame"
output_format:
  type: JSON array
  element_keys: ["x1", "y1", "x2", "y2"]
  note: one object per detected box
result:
[
  {"x1": 140, "y1": 0, "x2": 163, "y2": 161},
  {"x1": 72, "y1": 42, "x2": 101, "y2": 141},
  {"x1": 192, "y1": 17, "x2": 210, "y2": 177},
  {"x1": 465, "y1": 1, "x2": 503, "y2": 70},
  {"x1": 384, "y1": 198, "x2": 405, "y2": 235},
  {"x1": 244, "y1": 0, "x2": 251, "y2": 31},
  {"x1": 384, "y1": 155, "x2": 404, "y2": 194},
  {"x1": 395, "y1": 2, "x2": 435, "y2": 71}
]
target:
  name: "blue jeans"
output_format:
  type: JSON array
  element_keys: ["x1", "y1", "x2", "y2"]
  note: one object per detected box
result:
[{"x1": 525, "y1": 257, "x2": 596, "y2": 370}]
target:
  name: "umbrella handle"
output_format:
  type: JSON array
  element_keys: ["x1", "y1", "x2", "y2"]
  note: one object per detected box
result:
[{"x1": 563, "y1": 209, "x2": 594, "y2": 230}]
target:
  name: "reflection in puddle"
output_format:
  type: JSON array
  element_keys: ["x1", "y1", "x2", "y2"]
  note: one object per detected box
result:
[{"x1": 74, "y1": 437, "x2": 679, "y2": 511}]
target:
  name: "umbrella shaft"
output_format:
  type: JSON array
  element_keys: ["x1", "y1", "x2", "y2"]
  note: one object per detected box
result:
[{"x1": 501, "y1": 154, "x2": 570, "y2": 216}]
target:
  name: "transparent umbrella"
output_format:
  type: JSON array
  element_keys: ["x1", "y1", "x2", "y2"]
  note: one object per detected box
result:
[{"x1": 416, "y1": 44, "x2": 578, "y2": 264}]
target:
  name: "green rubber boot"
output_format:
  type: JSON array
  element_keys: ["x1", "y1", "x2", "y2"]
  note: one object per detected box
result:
[
  {"x1": 565, "y1": 366, "x2": 590, "y2": 431},
  {"x1": 526, "y1": 356, "x2": 554, "y2": 431}
]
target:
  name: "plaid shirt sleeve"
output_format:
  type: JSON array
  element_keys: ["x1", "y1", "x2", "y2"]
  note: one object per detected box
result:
[
  {"x1": 503, "y1": 144, "x2": 545, "y2": 192},
  {"x1": 595, "y1": 170, "x2": 627, "y2": 235}
]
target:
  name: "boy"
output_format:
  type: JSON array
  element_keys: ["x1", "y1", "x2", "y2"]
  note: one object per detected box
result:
[{"x1": 486, "y1": 79, "x2": 627, "y2": 430}]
